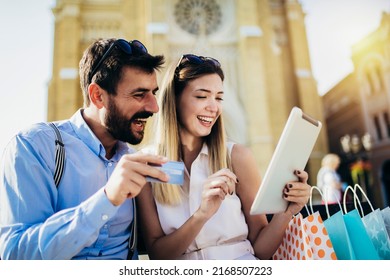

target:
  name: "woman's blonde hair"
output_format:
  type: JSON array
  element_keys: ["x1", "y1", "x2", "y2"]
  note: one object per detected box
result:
[
  {"x1": 321, "y1": 153, "x2": 341, "y2": 170},
  {"x1": 153, "y1": 57, "x2": 230, "y2": 205}
]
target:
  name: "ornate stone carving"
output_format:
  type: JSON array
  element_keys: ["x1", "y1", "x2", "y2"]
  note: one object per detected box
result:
[
  {"x1": 81, "y1": 20, "x2": 121, "y2": 42},
  {"x1": 174, "y1": 0, "x2": 222, "y2": 36}
]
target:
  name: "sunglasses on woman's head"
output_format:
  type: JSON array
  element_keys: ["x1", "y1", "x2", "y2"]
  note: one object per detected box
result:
[
  {"x1": 175, "y1": 54, "x2": 221, "y2": 72},
  {"x1": 90, "y1": 39, "x2": 148, "y2": 81}
]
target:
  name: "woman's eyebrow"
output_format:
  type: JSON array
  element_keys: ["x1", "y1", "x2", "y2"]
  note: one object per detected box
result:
[{"x1": 195, "y1": 88, "x2": 224, "y2": 94}]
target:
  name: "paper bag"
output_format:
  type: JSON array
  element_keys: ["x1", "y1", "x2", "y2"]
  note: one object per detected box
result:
[{"x1": 272, "y1": 212, "x2": 337, "y2": 260}]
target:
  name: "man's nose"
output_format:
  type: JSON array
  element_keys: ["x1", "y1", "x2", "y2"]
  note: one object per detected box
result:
[{"x1": 145, "y1": 93, "x2": 159, "y2": 113}]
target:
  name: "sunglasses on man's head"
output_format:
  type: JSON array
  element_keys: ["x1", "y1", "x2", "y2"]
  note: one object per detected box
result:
[
  {"x1": 90, "y1": 39, "x2": 148, "y2": 81},
  {"x1": 175, "y1": 54, "x2": 221, "y2": 72}
]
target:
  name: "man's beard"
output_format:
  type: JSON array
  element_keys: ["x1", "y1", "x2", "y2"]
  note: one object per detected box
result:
[{"x1": 105, "y1": 98, "x2": 153, "y2": 145}]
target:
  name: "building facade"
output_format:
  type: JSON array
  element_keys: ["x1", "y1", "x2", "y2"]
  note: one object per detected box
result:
[
  {"x1": 322, "y1": 12, "x2": 390, "y2": 208},
  {"x1": 48, "y1": 0, "x2": 328, "y2": 184}
]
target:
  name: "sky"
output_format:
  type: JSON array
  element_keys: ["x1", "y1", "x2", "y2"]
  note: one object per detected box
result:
[{"x1": 0, "y1": 0, "x2": 389, "y2": 156}]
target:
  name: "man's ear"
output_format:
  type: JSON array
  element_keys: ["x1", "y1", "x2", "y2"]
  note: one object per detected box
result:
[{"x1": 88, "y1": 83, "x2": 105, "y2": 109}]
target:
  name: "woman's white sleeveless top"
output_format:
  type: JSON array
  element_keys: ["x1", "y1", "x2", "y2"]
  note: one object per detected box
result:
[{"x1": 154, "y1": 142, "x2": 255, "y2": 259}]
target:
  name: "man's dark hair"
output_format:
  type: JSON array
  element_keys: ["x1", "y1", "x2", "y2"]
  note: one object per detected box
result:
[{"x1": 79, "y1": 38, "x2": 165, "y2": 106}]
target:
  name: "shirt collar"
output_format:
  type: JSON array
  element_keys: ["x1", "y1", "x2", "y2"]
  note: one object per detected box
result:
[
  {"x1": 69, "y1": 109, "x2": 130, "y2": 159},
  {"x1": 199, "y1": 142, "x2": 209, "y2": 156}
]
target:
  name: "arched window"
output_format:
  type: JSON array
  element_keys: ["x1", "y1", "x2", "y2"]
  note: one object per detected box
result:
[
  {"x1": 384, "y1": 112, "x2": 390, "y2": 138},
  {"x1": 373, "y1": 115, "x2": 383, "y2": 140}
]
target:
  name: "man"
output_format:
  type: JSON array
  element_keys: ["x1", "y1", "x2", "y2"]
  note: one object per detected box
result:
[{"x1": 0, "y1": 38, "x2": 168, "y2": 259}]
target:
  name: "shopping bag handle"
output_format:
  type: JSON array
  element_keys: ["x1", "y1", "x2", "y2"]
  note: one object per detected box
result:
[
  {"x1": 343, "y1": 184, "x2": 374, "y2": 216},
  {"x1": 353, "y1": 184, "x2": 374, "y2": 212},
  {"x1": 308, "y1": 186, "x2": 330, "y2": 218},
  {"x1": 342, "y1": 186, "x2": 364, "y2": 216},
  {"x1": 308, "y1": 186, "x2": 344, "y2": 218}
]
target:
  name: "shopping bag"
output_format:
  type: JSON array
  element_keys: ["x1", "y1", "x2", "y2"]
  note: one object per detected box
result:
[
  {"x1": 273, "y1": 186, "x2": 337, "y2": 260},
  {"x1": 363, "y1": 209, "x2": 390, "y2": 259},
  {"x1": 343, "y1": 209, "x2": 380, "y2": 260},
  {"x1": 323, "y1": 210, "x2": 356, "y2": 260},
  {"x1": 307, "y1": 186, "x2": 355, "y2": 260},
  {"x1": 272, "y1": 214, "x2": 313, "y2": 260},
  {"x1": 347, "y1": 184, "x2": 390, "y2": 259},
  {"x1": 304, "y1": 211, "x2": 337, "y2": 260},
  {"x1": 341, "y1": 185, "x2": 381, "y2": 260},
  {"x1": 272, "y1": 213, "x2": 336, "y2": 260},
  {"x1": 306, "y1": 187, "x2": 337, "y2": 260},
  {"x1": 382, "y1": 207, "x2": 390, "y2": 237}
]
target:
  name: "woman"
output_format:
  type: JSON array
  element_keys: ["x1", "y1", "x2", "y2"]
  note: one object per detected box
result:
[
  {"x1": 137, "y1": 54, "x2": 310, "y2": 260},
  {"x1": 317, "y1": 153, "x2": 343, "y2": 204}
]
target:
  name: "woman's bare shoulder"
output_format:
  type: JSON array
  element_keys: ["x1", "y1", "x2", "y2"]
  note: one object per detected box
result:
[{"x1": 231, "y1": 143, "x2": 257, "y2": 165}]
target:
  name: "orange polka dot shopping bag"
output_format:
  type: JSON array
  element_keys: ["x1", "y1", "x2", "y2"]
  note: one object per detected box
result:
[{"x1": 272, "y1": 212, "x2": 337, "y2": 260}]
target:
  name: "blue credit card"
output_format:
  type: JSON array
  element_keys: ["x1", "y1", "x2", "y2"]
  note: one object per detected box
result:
[{"x1": 146, "y1": 161, "x2": 185, "y2": 185}]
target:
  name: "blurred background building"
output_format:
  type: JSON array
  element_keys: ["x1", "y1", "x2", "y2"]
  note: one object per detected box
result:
[
  {"x1": 47, "y1": 0, "x2": 328, "y2": 187},
  {"x1": 322, "y1": 12, "x2": 390, "y2": 208}
]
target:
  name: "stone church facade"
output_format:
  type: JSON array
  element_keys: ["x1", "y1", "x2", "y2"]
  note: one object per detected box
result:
[{"x1": 48, "y1": 0, "x2": 327, "y2": 183}]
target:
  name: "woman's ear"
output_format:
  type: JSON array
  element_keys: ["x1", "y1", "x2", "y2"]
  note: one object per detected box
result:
[{"x1": 88, "y1": 83, "x2": 104, "y2": 109}]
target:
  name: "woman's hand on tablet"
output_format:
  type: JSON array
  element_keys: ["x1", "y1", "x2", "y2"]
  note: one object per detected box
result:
[{"x1": 283, "y1": 169, "x2": 311, "y2": 216}]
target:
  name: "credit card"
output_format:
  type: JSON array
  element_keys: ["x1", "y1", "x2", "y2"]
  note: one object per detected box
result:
[{"x1": 146, "y1": 161, "x2": 185, "y2": 185}]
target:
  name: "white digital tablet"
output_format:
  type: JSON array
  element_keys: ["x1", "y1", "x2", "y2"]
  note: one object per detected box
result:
[{"x1": 250, "y1": 107, "x2": 322, "y2": 215}]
